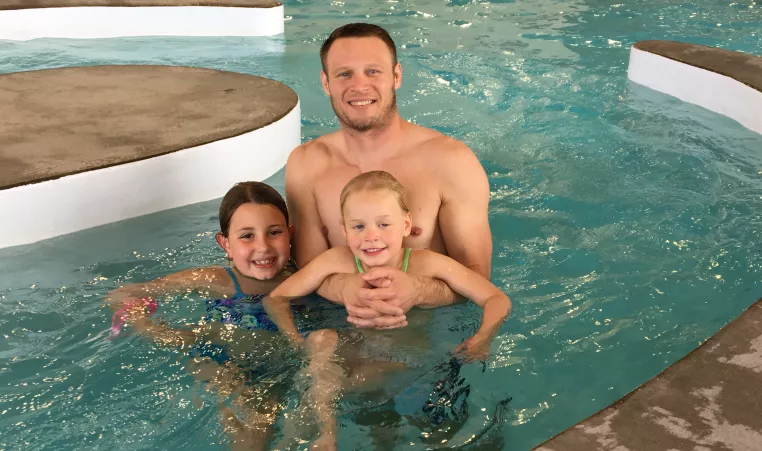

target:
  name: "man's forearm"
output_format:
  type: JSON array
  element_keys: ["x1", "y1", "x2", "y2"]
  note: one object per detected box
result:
[{"x1": 413, "y1": 275, "x2": 466, "y2": 308}]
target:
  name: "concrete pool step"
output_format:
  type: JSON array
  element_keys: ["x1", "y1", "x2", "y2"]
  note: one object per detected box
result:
[
  {"x1": 535, "y1": 297, "x2": 762, "y2": 451},
  {"x1": 0, "y1": 0, "x2": 284, "y2": 40},
  {"x1": 628, "y1": 40, "x2": 762, "y2": 135},
  {"x1": 0, "y1": 65, "x2": 300, "y2": 249}
]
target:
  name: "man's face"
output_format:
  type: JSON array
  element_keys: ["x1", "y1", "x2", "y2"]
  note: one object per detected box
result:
[{"x1": 321, "y1": 37, "x2": 402, "y2": 132}]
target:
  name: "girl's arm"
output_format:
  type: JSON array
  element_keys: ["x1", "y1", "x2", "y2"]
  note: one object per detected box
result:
[
  {"x1": 106, "y1": 267, "x2": 229, "y2": 336},
  {"x1": 106, "y1": 267, "x2": 227, "y2": 309},
  {"x1": 263, "y1": 247, "x2": 354, "y2": 346},
  {"x1": 415, "y1": 251, "x2": 512, "y2": 361}
]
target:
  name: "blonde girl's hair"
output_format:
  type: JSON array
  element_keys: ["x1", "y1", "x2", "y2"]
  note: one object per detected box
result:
[{"x1": 339, "y1": 171, "x2": 409, "y2": 220}]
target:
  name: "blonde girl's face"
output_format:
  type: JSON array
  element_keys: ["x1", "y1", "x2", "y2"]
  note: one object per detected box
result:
[
  {"x1": 342, "y1": 189, "x2": 411, "y2": 269},
  {"x1": 217, "y1": 203, "x2": 291, "y2": 280}
]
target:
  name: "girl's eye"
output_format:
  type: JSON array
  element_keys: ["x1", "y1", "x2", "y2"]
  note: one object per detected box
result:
[
  {"x1": 379, "y1": 223, "x2": 390, "y2": 228},
  {"x1": 353, "y1": 224, "x2": 364, "y2": 230},
  {"x1": 269, "y1": 230, "x2": 283, "y2": 236},
  {"x1": 240, "y1": 233, "x2": 253, "y2": 239}
]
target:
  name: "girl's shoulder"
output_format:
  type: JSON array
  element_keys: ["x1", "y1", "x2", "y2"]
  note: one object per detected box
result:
[
  {"x1": 407, "y1": 249, "x2": 458, "y2": 277},
  {"x1": 186, "y1": 266, "x2": 238, "y2": 295},
  {"x1": 154, "y1": 266, "x2": 237, "y2": 298}
]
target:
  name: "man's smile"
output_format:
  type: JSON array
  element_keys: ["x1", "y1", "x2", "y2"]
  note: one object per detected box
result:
[{"x1": 348, "y1": 99, "x2": 376, "y2": 106}]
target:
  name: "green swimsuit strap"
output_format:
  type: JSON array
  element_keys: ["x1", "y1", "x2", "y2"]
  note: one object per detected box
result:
[
  {"x1": 401, "y1": 247, "x2": 411, "y2": 272},
  {"x1": 355, "y1": 253, "x2": 365, "y2": 273},
  {"x1": 355, "y1": 248, "x2": 411, "y2": 273}
]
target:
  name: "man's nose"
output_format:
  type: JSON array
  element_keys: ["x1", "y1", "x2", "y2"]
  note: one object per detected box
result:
[{"x1": 350, "y1": 73, "x2": 370, "y2": 90}]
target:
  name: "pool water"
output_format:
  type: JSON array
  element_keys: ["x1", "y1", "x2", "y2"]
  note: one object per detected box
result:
[{"x1": 1, "y1": 0, "x2": 761, "y2": 449}]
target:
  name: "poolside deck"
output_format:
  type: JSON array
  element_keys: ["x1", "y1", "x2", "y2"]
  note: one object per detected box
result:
[
  {"x1": 633, "y1": 40, "x2": 762, "y2": 94},
  {"x1": 628, "y1": 40, "x2": 762, "y2": 135},
  {"x1": 0, "y1": 0, "x2": 284, "y2": 39},
  {"x1": 535, "y1": 297, "x2": 762, "y2": 451},
  {"x1": 0, "y1": 65, "x2": 295, "y2": 190},
  {"x1": 0, "y1": 0, "x2": 281, "y2": 9},
  {"x1": 0, "y1": 65, "x2": 300, "y2": 248}
]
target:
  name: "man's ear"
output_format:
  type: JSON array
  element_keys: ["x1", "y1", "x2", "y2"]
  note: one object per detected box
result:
[
  {"x1": 320, "y1": 70, "x2": 331, "y2": 96},
  {"x1": 393, "y1": 62, "x2": 402, "y2": 90},
  {"x1": 215, "y1": 232, "x2": 231, "y2": 259}
]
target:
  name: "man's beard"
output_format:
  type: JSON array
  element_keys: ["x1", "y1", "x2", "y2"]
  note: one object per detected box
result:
[{"x1": 330, "y1": 91, "x2": 397, "y2": 133}]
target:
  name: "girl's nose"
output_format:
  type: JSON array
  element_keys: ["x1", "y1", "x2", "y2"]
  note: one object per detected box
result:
[
  {"x1": 253, "y1": 236, "x2": 271, "y2": 251},
  {"x1": 364, "y1": 227, "x2": 379, "y2": 240}
]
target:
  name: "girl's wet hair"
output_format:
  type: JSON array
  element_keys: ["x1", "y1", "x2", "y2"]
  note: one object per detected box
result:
[
  {"x1": 218, "y1": 182, "x2": 289, "y2": 236},
  {"x1": 339, "y1": 170, "x2": 409, "y2": 220}
]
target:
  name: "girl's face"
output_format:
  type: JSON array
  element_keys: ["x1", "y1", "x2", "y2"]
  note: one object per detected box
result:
[
  {"x1": 216, "y1": 203, "x2": 291, "y2": 280},
  {"x1": 342, "y1": 188, "x2": 411, "y2": 269}
]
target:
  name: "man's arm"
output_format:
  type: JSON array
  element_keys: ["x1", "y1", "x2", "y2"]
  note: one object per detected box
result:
[
  {"x1": 285, "y1": 143, "x2": 331, "y2": 268},
  {"x1": 436, "y1": 139, "x2": 492, "y2": 279}
]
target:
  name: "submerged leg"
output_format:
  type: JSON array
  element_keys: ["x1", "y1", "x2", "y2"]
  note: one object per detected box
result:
[
  {"x1": 219, "y1": 394, "x2": 280, "y2": 451},
  {"x1": 304, "y1": 329, "x2": 344, "y2": 451}
]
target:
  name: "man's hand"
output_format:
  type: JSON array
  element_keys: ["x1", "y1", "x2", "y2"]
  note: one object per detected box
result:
[
  {"x1": 359, "y1": 266, "x2": 418, "y2": 313},
  {"x1": 340, "y1": 272, "x2": 408, "y2": 329}
]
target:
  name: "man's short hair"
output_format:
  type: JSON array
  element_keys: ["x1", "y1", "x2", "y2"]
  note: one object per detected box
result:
[{"x1": 320, "y1": 23, "x2": 398, "y2": 73}]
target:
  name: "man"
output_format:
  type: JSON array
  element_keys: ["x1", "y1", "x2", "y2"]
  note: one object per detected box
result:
[{"x1": 285, "y1": 23, "x2": 492, "y2": 328}]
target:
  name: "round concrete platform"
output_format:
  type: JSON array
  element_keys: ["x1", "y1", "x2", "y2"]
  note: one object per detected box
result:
[
  {"x1": 0, "y1": 65, "x2": 300, "y2": 248},
  {"x1": 535, "y1": 297, "x2": 762, "y2": 451},
  {"x1": 628, "y1": 40, "x2": 762, "y2": 135},
  {"x1": 0, "y1": 0, "x2": 283, "y2": 40}
]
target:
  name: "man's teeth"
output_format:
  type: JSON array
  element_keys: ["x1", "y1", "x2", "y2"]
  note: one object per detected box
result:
[{"x1": 350, "y1": 100, "x2": 373, "y2": 106}]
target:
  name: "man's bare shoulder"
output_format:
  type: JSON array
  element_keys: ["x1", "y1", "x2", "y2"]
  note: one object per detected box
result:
[
  {"x1": 405, "y1": 123, "x2": 481, "y2": 170},
  {"x1": 286, "y1": 132, "x2": 343, "y2": 175}
]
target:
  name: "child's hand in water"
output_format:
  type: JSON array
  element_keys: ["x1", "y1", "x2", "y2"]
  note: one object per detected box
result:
[
  {"x1": 110, "y1": 297, "x2": 158, "y2": 337},
  {"x1": 455, "y1": 335, "x2": 491, "y2": 362}
]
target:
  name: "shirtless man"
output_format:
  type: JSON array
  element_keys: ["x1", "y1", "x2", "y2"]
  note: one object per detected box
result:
[{"x1": 285, "y1": 23, "x2": 492, "y2": 328}]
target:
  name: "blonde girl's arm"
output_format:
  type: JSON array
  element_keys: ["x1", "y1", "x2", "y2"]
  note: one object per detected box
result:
[
  {"x1": 263, "y1": 247, "x2": 353, "y2": 346},
  {"x1": 417, "y1": 251, "x2": 512, "y2": 360}
]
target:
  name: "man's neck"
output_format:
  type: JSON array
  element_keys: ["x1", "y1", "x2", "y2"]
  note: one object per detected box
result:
[{"x1": 340, "y1": 115, "x2": 406, "y2": 159}]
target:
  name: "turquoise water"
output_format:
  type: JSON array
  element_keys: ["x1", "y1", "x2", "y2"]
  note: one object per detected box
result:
[{"x1": 1, "y1": 0, "x2": 762, "y2": 449}]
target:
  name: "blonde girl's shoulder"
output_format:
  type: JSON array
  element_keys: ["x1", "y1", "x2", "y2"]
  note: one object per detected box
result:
[{"x1": 407, "y1": 249, "x2": 460, "y2": 278}]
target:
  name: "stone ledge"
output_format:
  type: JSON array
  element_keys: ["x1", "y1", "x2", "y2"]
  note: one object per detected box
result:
[{"x1": 535, "y1": 297, "x2": 762, "y2": 451}]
